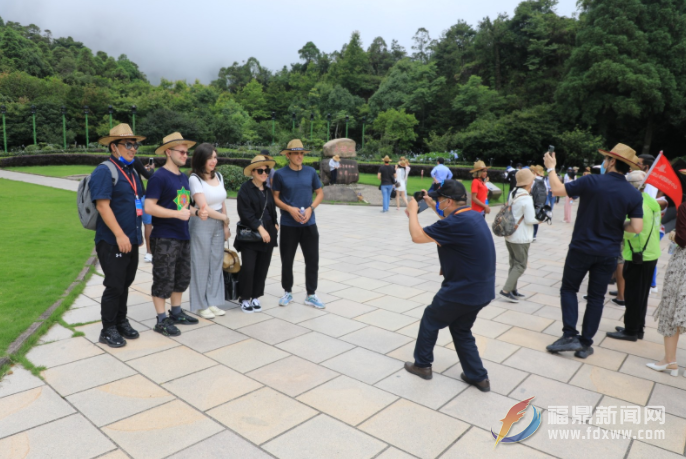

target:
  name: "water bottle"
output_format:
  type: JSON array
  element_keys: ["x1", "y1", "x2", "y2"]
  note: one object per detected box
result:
[
  {"x1": 668, "y1": 241, "x2": 678, "y2": 255},
  {"x1": 299, "y1": 207, "x2": 305, "y2": 224}
]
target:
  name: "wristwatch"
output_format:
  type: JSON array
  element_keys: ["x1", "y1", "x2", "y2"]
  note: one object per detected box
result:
[{"x1": 195, "y1": 209, "x2": 199, "y2": 216}]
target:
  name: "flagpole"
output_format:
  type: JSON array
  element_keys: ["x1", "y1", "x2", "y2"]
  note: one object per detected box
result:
[{"x1": 640, "y1": 150, "x2": 662, "y2": 187}]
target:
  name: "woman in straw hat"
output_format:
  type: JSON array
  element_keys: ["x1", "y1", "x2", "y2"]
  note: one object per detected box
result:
[
  {"x1": 329, "y1": 154, "x2": 341, "y2": 185},
  {"x1": 647, "y1": 169, "x2": 686, "y2": 375},
  {"x1": 470, "y1": 160, "x2": 490, "y2": 215},
  {"x1": 188, "y1": 143, "x2": 229, "y2": 320},
  {"x1": 394, "y1": 159, "x2": 410, "y2": 210},
  {"x1": 235, "y1": 155, "x2": 279, "y2": 313}
]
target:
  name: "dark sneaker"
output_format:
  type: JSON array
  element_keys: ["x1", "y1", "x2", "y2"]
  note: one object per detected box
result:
[
  {"x1": 241, "y1": 302, "x2": 254, "y2": 314},
  {"x1": 615, "y1": 326, "x2": 644, "y2": 339},
  {"x1": 251, "y1": 299, "x2": 262, "y2": 313},
  {"x1": 583, "y1": 295, "x2": 588, "y2": 300},
  {"x1": 498, "y1": 290, "x2": 519, "y2": 303},
  {"x1": 609, "y1": 290, "x2": 618, "y2": 296},
  {"x1": 404, "y1": 362, "x2": 432, "y2": 380},
  {"x1": 461, "y1": 372, "x2": 490, "y2": 392},
  {"x1": 512, "y1": 290, "x2": 526, "y2": 298},
  {"x1": 574, "y1": 346, "x2": 594, "y2": 359},
  {"x1": 168, "y1": 309, "x2": 199, "y2": 325},
  {"x1": 611, "y1": 298, "x2": 626, "y2": 307},
  {"x1": 99, "y1": 326, "x2": 126, "y2": 348},
  {"x1": 606, "y1": 330, "x2": 638, "y2": 341},
  {"x1": 154, "y1": 317, "x2": 181, "y2": 337},
  {"x1": 546, "y1": 336, "x2": 583, "y2": 353},
  {"x1": 116, "y1": 320, "x2": 139, "y2": 339}
]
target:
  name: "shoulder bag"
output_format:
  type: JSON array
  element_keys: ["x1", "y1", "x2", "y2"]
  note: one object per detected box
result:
[
  {"x1": 236, "y1": 189, "x2": 268, "y2": 242},
  {"x1": 627, "y1": 213, "x2": 655, "y2": 265}
]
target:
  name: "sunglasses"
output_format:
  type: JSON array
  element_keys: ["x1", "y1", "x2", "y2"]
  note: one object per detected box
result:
[
  {"x1": 170, "y1": 149, "x2": 189, "y2": 156},
  {"x1": 254, "y1": 168, "x2": 271, "y2": 175},
  {"x1": 117, "y1": 142, "x2": 140, "y2": 151}
]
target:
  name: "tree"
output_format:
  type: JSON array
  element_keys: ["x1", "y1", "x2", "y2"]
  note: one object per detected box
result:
[
  {"x1": 411, "y1": 27, "x2": 433, "y2": 63},
  {"x1": 235, "y1": 79, "x2": 268, "y2": 119},
  {"x1": 298, "y1": 42, "x2": 321, "y2": 67},
  {"x1": 452, "y1": 75, "x2": 506, "y2": 127},
  {"x1": 554, "y1": 126, "x2": 605, "y2": 166},
  {"x1": 372, "y1": 108, "x2": 418, "y2": 152},
  {"x1": 329, "y1": 31, "x2": 374, "y2": 98}
]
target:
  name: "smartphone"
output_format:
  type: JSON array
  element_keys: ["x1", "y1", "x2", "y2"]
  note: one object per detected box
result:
[
  {"x1": 548, "y1": 145, "x2": 555, "y2": 153},
  {"x1": 148, "y1": 158, "x2": 154, "y2": 166},
  {"x1": 417, "y1": 200, "x2": 429, "y2": 214}
]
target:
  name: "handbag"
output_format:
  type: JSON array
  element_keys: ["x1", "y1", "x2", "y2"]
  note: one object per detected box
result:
[
  {"x1": 627, "y1": 215, "x2": 655, "y2": 265},
  {"x1": 236, "y1": 189, "x2": 268, "y2": 243},
  {"x1": 223, "y1": 271, "x2": 239, "y2": 301}
]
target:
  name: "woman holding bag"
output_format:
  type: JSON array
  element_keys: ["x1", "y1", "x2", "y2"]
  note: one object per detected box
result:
[{"x1": 235, "y1": 155, "x2": 278, "y2": 313}]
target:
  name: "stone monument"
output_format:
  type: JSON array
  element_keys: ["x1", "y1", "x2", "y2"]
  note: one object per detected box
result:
[{"x1": 321, "y1": 138, "x2": 360, "y2": 202}]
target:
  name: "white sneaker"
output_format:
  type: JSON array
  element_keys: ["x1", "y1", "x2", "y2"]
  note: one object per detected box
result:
[
  {"x1": 650, "y1": 287, "x2": 658, "y2": 294},
  {"x1": 144, "y1": 253, "x2": 153, "y2": 263},
  {"x1": 198, "y1": 308, "x2": 215, "y2": 319},
  {"x1": 208, "y1": 306, "x2": 225, "y2": 316},
  {"x1": 250, "y1": 298, "x2": 262, "y2": 312}
]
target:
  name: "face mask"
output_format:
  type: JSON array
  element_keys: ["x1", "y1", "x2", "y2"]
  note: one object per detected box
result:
[
  {"x1": 435, "y1": 199, "x2": 447, "y2": 217},
  {"x1": 600, "y1": 161, "x2": 606, "y2": 175},
  {"x1": 117, "y1": 154, "x2": 134, "y2": 166}
]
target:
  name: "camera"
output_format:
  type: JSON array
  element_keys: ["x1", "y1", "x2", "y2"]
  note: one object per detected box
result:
[{"x1": 414, "y1": 191, "x2": 426, "y2": 202}]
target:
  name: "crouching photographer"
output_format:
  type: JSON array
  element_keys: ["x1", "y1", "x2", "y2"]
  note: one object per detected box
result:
[{"x1": 403, "y1": 180, "x2": 496, "y2": 392}]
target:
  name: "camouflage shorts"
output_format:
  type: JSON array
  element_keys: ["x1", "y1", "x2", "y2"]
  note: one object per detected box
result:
[{"x1": 150, "y1": 238, "x2": 191, "y2": 299}]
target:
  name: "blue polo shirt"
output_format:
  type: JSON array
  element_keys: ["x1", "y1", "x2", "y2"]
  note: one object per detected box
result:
[
  {"x1": 89, "y1": 156, "x2": 144, "y2": 247},
  {"x1": 272, "y1": 166, "x2": 322, "y2": 227},
  {"x1": 145, "y1": 167, "x2": 191, "y2": 240},
  {"x1": 565, "y1": 172, "x2": 643, "y2": 257},
  {"x1": 431, "y1": 164, "x2": 453, "y2": 182},
  {"x1": 423, "y1": 207, "x2": 496, "y2": 306}
]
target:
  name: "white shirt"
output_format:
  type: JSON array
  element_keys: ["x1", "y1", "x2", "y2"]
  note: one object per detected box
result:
[
  {"x1": 329, "y1": 159, "x2": 340, "y2": 170},
  {"x1": 505, "y1": 188, "x2": 538, "y2": 244},
  {"x1": 189, "y1": 174, "x2": 227, "y2": 211}
]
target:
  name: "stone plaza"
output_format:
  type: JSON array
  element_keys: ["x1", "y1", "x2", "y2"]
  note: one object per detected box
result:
[{"x1": 0, "y1": 171, "x2": 684, "y2": 458}]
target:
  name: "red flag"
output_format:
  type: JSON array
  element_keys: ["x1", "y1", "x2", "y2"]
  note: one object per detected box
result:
[{"x1": 644, "y1": 151, "x2": 683, "y2": 208}]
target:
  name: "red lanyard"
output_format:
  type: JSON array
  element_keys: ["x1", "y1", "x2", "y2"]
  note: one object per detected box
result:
[{"x1": 109, "y1": 159, "x2": 139, "y2": 198}]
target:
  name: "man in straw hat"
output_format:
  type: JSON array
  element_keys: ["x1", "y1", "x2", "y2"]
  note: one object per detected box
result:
[
  {"x1": 403, "y1": 180, "x2": 495, "y2": 391},
  {"x1": 544, "y1": 144, "x2": 644, "y2": 358},
  {"x1": 144, "y1": 132, "x2": 208, "y2": 336},
  {"x1": 429, "y1": 157, "x2": 453, "y2": 192},
  {"x1": 91, "y1": 124, "x2": 147, "y2": 347},
  {"x1": 272, "y1": 139, "x2": 326, "y2": 309},
  {"x1": 470, "y1": 160, "x2": 490, "y2": 215}
]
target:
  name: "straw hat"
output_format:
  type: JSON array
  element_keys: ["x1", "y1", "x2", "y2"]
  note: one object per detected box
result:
[
  {"x1": 626, "y1": 170, "x2": 646, "y2": 190},
  {"x1": 397, "y1": 160, "x2": 406, "y2": 167},
  {"x1": 155, "y1": 132, "x2": 196, "y2": 155},
  {"x1": 280, "y1": 139, "x2": 311, "y2": 155},
  {"x1": 223, "y1": 249, "x2": 240, "y2": 273},
  {"x1": 532, "y1": 165, "x2": 545, "y2": 176},
  {"x1": 244, "y1": 155, "x2": 276, "y2": 177},
  {"x1": 516, "y1": 169, "x2": 535, "y2": 187},
  {"x1": 98, "y1": 123, "x2": 146, "y2": 145},
  {"x1": 598, "y1": 143, "x2": 641, "y2": 170},
  {"x1": 333, "y1": 154, "x2": 340, "y2": 161},
  {"x1": 470, "y1": 160, "x2": 489, "y2": 173},
  {"x1": 382, "y1": 155, "x2": 391, "y2": 163}
]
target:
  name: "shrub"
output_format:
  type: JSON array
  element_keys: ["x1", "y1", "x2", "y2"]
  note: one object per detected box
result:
[{"x1": 216, "y1": 165, "x2": 247, "y2": 192}]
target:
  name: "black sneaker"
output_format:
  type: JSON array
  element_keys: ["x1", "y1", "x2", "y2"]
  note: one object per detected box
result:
[
  {"x1": 241, "y1": 302, "x2": 254, "y2": 314},
  {"x1": 498, "y1": 290, "x2": 519, "y2": 303},
  {"x1": 606, "y1": 330, "x2": 637, "y2": 341},
  {"x1": 99, "y1": 326, "x2": 126, "y2": 348},
  {"x1": 546, "y1": 335, "x2": 583, "y2": 353},
  {"x1": 512, "y1": 290, "x2": 526, "y2": 298},
  {"x1": 251, "y1": 299, "x2": 262, "y2": 312},
  {"x1": 116, "y1": 320, "x2": 139, "y2": 339},
  {"x1": 168, "y1": 309, "x2": 199, "y2": 325},
  {"x1": 609, "y1": 291, "x2": 618, "y2": 297},
  {"x1": 574, "y1": 346, "x2": 594, "y2": 359},
  {"x1": 615, "y1": 326, "x2": 644, "y2": 339},
  {"x1": 154, "y1": 317, "x2": 181, "y2": 337},
  {"x1": 611, "y1": 298, "x2": 626, "y2": 307}
]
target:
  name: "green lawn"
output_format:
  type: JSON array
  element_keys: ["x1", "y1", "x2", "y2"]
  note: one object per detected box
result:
[
  {"x1": 357, "y1": 173, "x2": 507, "y2": 204},
  {"x1": 0, "y1": 180, "x2": 94, "y2": 357},
  {"x1": 5, "y1": 165, "x2": 97, "y2": 177}
]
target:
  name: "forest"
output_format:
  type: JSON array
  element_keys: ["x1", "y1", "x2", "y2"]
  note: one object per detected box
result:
[{"x1": 0, "y1": 0, "x2": 685, "y2": 166}]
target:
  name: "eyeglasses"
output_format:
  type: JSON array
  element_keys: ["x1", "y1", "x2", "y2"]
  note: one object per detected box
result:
[
  {"x1": 254, "y1": 168, "x2": 271, "y2": 175},
  {"x1": 117, "y1": 142, "x2": 140, "y2": 151},
  {"x1": 170, "y1": 149, "x2": 189, "y2": 156}
]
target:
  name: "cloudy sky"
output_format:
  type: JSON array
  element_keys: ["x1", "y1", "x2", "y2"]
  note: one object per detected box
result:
[{"x1": 1, "y1": 0, "x2": 579, "y2": 85}]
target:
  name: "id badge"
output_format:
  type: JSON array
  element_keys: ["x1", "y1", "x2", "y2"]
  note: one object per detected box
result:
[{"x1": 135, "y1": 198, "x2": 143, "y2": 217}]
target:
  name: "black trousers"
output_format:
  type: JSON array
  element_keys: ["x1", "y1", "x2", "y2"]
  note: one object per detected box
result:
[
  {"x1": 623, "y1": 259, "x2": 658, "y2": 335},
  {"x1": 330, "y1": 169, "x2": 338, "y2": 185},
  {"x1": 280, "y1": 225, "x2": 319, "y2": 295},
  {"x1": 96, "y1": 241, "x2": 139, "y2": 329},
  {"x1": 239, "y1": 246, "x2": 274, "y2": 300}
]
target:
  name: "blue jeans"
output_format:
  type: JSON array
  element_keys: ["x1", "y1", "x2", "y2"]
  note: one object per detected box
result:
[
  {"x1": 414, "y1": 296, "x2": 488, "y2": 382},
  {"x1": 380, "y1": 185, "x2": 393, "y2": 211},
  {"x1": 560, "y1": 249, "x2": 617, "y2": 346},
  {"x1": 546, "y1": 191, "x2": 555, "y2": 212}
]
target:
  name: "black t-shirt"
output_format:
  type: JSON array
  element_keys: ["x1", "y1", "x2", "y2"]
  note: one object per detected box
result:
[
  {"x1": 423, "y1": 207, "x2": 496, "y2": 306},
  {"x1": 378, "y1": 165, "x2": 396, "y2": 185},
  {"x1": 565, "y1": 172, "x2": 643, "y2": 257}
]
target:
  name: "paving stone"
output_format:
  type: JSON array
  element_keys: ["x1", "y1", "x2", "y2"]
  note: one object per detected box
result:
[
  {"x1": 170, "y1": 324, "x2": 248, "y2": 353},
  {"x1": 322, "y1": 299, "x2": 377, "y2": 318},
  {"x1": 26, "y1": 336, "x2": 103, "y2": 369},
  {"x1": 471, "y1": 334, "x2": 520, "y2": 363},
  {"x1": 62, "y1": 304, "x2": 102, "y2": 325},
  {"x1": 620, "y1": 355, "x2": 686, "y2": 391},
  {"x1": 299, "y1": 314, "x2": 367, "y2": 337},
  {"x1": 386, "y1": 341, "x2": 459, "y2": 373},
  {"x1": 0, "y1": 386, "x2": 75, "y2": 439},
  {"x1": 440, "y1": 386, "x2": 537, "y2": 430},
  {"x1": 263, "y1": 414, "x2": 387, "y2": 459},
  {"x1": 342, "y1": 276, "x2": 391, "y2": 291},
  {"x1": 127, "y1": 346, "x2": 217, "y2": 384},
  {"x1": 373, "y1": 284, "x2": 425, "y2": 300},
  {"x1": 263, "y1": 303, "x2": 327, "y2": 323},
  {"x1": 648, "y1": 384, "x2": 686, "y2": 419},
  {"x1": 207, "y1": 387, "x2": 316, "y2": 445},
  {"x1": 570, "y1": 364, "x2": 654, "y2": 405},
  {"x1": 0, "y1": 366, "x2": 44, "y2": 398},
  {"x1": 359, "y1": 399, "x2": 469, "y2": 459},
  {"x1": 503, "y1": 347, "x2": 581, "y2": 382},
  {"x1": 443, "y1": 360, "x2": 528, "y2": 396},
  {"x1": 333, "y1": 287, "x2": 386, "y2": 303},
  {"x1": 498, "y1": 327, "x2": 559, "y2": 352},
  {"x1": 124, "y1": 303, "x2": 159, "y2": 323},
  {"x1": 363, "y1": 296, "x2": 421, "y2": 314},
  {"x1": 511, "y1": 374, "x2": 602, "y2": 411},
  {"x1": 66, "y1": 374, "x2": 174, "y2": 426},
  {"x1": 355, "y1": 309, "x2": 417, "y2": 331},
  {"x1": 0, "y1": 414, "x2": 115, "y2": 459},
  {"x1": 471, "y1": 318, "x2": 512, "y2": 338},
  {"x1": 102, "y1": 400, "x2": 222, "y2": 459},
  {"x1": 276, "y1": 332, "x2": 355, "y2": 363},
  {"x1": 71, "y1": 294, "x2": 99, "y2": 308},
  {"x1": 374, "y1": 447, "x2": 417, "y2": 459},
  {"x1": 97, "y1": 330, "x2": 179, "y2": 361},
  {"x1": 493, "y1": 310, "x2": 554, "y2": 332},
  {"x1": 341, "y1": 326, "x2": 413, "y2": 354},
  {"x1": 247, "y1": 355, "x2": 338, "y2": 397},
  {"x1": 168, "y1": 430, "x2": 271, "y2": 458},
  {"x1": 375, "y1": 369, "x2": 468, "y2": 409},
  {"x1": 626, "y1": 441, "x2": 685, "y2": 459},
  {"x1": 397, "y1": 322, "x2": 453, "y2": 346},
  {"x1": 38, "y1": 324, "x2": 74, "y2": 344},
  {"x1": 42, "y1": 353, "x2": 136, "y2": 396},
  {"x1": 442, "y1": 426, "x2": 554, "y2": 458},
  {"x1": 322, "y1": 347, "x2": 404, "y2": 385},
  {"x1": 211, "y1": 307, "x2": 272, "y2": 329},
  {"x1": 205, "y1": 339, "x2": 289, "y2": 373},
  {"x1": 98, "y1": 450, "x2": 131, "y2": 459}
]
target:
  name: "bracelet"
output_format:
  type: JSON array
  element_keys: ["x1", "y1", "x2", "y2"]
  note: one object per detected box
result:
[
  {"x1": 195, "y1": 209, "x2": 199, "y2": 216},
  {"x1": 547, "y1": 168, "x2": 555, "y2": 173}
]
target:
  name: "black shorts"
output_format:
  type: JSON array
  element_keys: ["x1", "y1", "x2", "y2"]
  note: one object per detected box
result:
[{"x1": 150, "y1": 238, "x2": 191, "y2": 299}]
